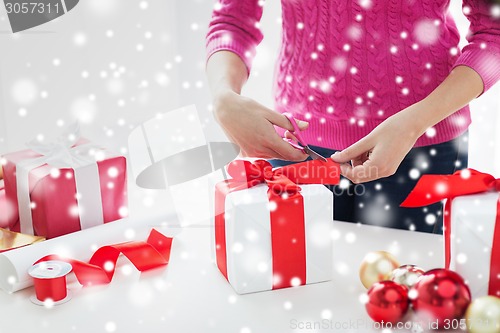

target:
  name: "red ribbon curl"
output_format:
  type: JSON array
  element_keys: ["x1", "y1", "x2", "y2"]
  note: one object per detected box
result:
[{"x1": 34, "y1": 229, "x2": 173, "y2": 287}]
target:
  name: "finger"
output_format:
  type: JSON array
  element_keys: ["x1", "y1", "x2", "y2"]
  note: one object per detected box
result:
[
  {"x1": 351, "y1": 156, "x2": 367, "y2": 168},
  {"x1": 262, "y1": 108, "x2": 309, "y2": 131},
  {"x1": 269, "y1": 147, "x2": 297, "y2": 161},
  {"x1": 330, "y1": 138, "x2": 373, "y2": 164},
  {"x1": 339, "y1": 161, "x2": 376, "y2": 184},
  {"x1": 295, "y1": 118, "x2": 309, "y2": 131},
  {"x1": 284, "y1": 130, "x2": 298, "y2": 142},
  {"x1": 241, "y1": 146, "x2": 284, "y2": 160},
  {"x1": 271, "y1": 133, "x2": 309, "y2": 161},
  {"x1": 340, "y1": 154, "x2": 389, "y2": 183}
]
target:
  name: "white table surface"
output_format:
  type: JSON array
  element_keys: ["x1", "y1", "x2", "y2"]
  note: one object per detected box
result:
[{"x1": 0, "y1": 218, "x2": 463, "y2": 333}]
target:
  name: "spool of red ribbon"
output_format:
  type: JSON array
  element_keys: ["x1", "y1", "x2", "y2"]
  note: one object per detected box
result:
[
  {"x1": 27, "y1": 228, "x2": 173, "y2": 305},
  {"x1": 28, "y1": 260, "x2": 73, "y2": 305}
]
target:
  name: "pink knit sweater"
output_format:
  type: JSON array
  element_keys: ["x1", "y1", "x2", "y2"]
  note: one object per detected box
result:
[{"x1": 206, "y1": 0, "x2": 500, "y2": 150}]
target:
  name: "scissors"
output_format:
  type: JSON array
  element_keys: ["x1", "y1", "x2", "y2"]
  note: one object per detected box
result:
[{"x1": 282, "y1": 112, "x2": 327, "y2": 162}]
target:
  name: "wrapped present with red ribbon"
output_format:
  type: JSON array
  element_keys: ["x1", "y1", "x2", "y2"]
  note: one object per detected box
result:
[
  {"x1": 212, "y1": 159, "x2": 340, "y2": 294},
  {"x1": 0, "y1": 180, "x2": 8, "y2": 228},
  {"x1": 0, "y1": 179, "x2": 18, "y2": 229},
  {"x1": 402, "y1": 169, "x2": 500, "y2": 297},
  {"x1": 1, "y1": 125, "x2": 128, "y2": 239}
]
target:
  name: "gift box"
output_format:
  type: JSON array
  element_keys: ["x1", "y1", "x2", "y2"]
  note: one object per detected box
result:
[
  {"x1": 1, "y1": 127, "x2": 128, "y2": 239},
  {"x1": 211, "y1": 159, "x2": 340, "y2": 294},
  {"x1": 402, "y1": 169, "x2": 500, "y2": 298},
  {"x1": 0, "y1": 180, "x2": 6, "y2": 226},
  {"x1": 0, "y1": 180, "x2": 16, "y2": 229}
]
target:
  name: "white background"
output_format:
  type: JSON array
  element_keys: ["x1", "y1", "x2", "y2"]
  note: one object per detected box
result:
[
  {"x1": 0, "y1": 3, "x2": 498, "y2": 332},
  {"x1": 0, "y1": 0, "x2": 499, "y2": 221}
]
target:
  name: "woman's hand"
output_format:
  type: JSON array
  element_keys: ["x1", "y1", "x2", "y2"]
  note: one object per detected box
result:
[
  {"x1": 207, "y1": 51, "x2": 309, "y2": 161},
  {"x1": 214, "y1": 90, "x2": 309, "y2": 160},
  {"x1": 330, "y1": 65, "x2": 484, "y2": 183},
  {"x1": 330, "y1": 105, "x2": 425, "y2": 183}
]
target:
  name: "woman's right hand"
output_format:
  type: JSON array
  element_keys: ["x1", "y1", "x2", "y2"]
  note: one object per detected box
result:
[{"x1": 214, "y1": 90, "x2": 309, "y2": 161}]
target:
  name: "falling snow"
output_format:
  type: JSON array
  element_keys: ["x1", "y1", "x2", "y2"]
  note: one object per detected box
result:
[
  {"x1": 413, "y1": 19, "x2": 440, "y2": 45},
  {"x1": 0, "y1": 2, "x2": 499, "y2": 332}
]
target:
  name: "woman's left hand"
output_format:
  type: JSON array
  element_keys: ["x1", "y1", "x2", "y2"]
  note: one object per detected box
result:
[
  {"x1": 330, "y1": 66, "x2": 484, "y2": 183},
  {"x1": 330, "y1": 105, "x2": 426, "y2": 183}
]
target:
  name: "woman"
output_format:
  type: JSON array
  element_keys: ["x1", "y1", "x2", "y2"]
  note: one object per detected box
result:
[{"x1": 205, "y1": 0, "x2": 500, "y2": 232}]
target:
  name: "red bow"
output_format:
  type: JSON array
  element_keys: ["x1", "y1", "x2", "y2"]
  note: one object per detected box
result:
[
  {"x1": 401, "y1": 169, "x2": 500, "y2": 207},
  {"x1": 401, "y1": 169, "x2": 500, "y2": 296},
  {"x1": 215, "y1": 159, "x2": 339, "y2": 290},
  {"x1": 225, "y1": 159, "x2": 340, "y2": 195}
]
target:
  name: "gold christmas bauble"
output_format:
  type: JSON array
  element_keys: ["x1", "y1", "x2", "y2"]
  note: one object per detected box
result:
[
  {"x1": 359, "y1": 251, "x2": 400, "y2": 289},
  {"x1": 465, "y1": 296, "x2": 500, "y2": 333}
]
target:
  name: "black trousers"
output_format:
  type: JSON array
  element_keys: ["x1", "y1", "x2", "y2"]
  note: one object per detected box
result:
[{"x1": 270, "y1": 132, "x2": 469, "y2": 234}]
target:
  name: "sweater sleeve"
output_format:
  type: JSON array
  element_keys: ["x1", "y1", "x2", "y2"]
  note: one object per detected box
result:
[
  {"x1": 452, "y1": 1, "x2": 500, "y2": 95},
  {"x1": 206, "y1": 0, "x2": 265, "y2": 75}
]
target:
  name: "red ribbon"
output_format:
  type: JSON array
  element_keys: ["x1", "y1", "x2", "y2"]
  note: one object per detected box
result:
[
  {"x1": 34, "y1": 229, "x2": 173, "y2": 287},
  {"x1": 215, "y1": 159, "x2": 339, "y2": 290},
  {"x1": 34, "y1": 275, "x2": 68, "y2": 302},
  {"x1": 401, "y1": 169, "x2": 500, "y2": 296}
]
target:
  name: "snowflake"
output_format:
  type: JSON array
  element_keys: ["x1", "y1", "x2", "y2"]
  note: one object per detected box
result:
[
  {"x1": 348, "y1": 25, "x2": 362, "y2": 40},
  {"x1": 290, "y1": 277, "x2": 302, "y2": 287},
  {"x1": 425, "y1": 127, "x2": 437, "y2": 138},
  {"x1": 456, "y1": 253, "x2": 467, "y2": 264},
  {"x1": 425, "y1": 214, "x2": 436, "y2": 225},
  {"x1": 409, "y1": 168, "x2": 420, "y2": 179},
  {"x1": 321, "y1": 309, "x2": 333, "y2": 319},
  {"x1": 73, "y1": 32, "x2": 87, "y2": 46},
  {"x1": 492, "y1": 5, "x2": 500, "y2": 18},
  {"x1": 320, "y1": 81, "x2": 331, "y2": 93},
  {"x1": 345, "y1": 232, "x2": 356, "y2": 243},
  {"x1": 414, "y1": 19, "x2": 440, "y2": 45},
  {"x1": 11, "y1": 78, "x2": 38, "y2": 105},
  {"x1": 358, "y1": 0, "x2": 372, "y2": 9},
  {"x1": 105, "y1": 321, "x2": 117, "y2": 332}
]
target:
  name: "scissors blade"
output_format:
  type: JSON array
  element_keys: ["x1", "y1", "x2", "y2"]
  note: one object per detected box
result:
[{"x1": 303, "y1": 146, "x2": 328, "y2": 162}]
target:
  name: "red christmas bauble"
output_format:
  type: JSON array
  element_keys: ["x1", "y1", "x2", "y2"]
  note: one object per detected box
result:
[
  {"x1": 411, "y1": 269, "x2": 471, "y2": 328},
  {"x1": 365, "y1": 280, "x2": 409, "y2": 324}
]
